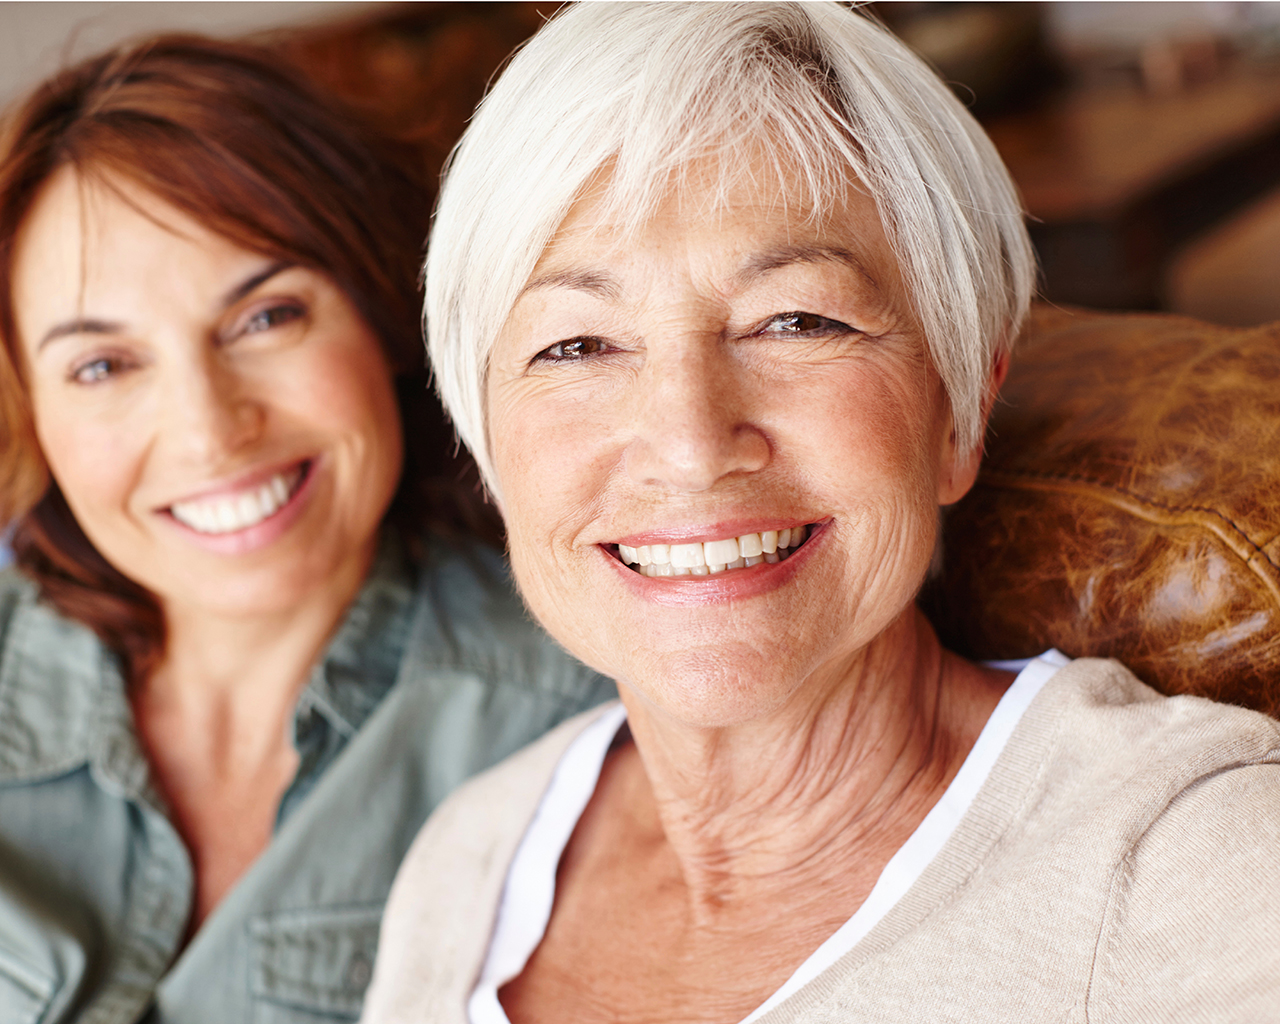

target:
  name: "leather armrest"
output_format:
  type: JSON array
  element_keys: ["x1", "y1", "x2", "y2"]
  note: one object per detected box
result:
[{"x1": 925, "y1": 305, "x2": 1280, "y2": 716}]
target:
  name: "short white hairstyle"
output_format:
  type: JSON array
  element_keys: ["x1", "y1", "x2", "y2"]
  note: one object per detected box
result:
[{"x1": 426, "y1": 1, "x2": 1035, "y2": 494}]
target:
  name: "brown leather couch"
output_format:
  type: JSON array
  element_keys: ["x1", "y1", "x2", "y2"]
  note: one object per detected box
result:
[{"x1": 926, "y1": 305, "x2": 1280, "y2": 717}]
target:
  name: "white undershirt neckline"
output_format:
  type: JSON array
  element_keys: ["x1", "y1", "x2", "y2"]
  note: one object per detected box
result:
[{"x1": 468, "y1": 650, "x2": 1070, "y2": 1024}]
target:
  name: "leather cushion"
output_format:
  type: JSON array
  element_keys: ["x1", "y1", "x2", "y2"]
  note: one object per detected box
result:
[{"x1": 926, "y1": 305, "x2": 1280, "y2": 716}]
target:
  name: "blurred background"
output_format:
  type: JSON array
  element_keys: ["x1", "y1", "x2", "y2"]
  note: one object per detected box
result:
[{"x1": 3, "y1": 0, "x2": 1280, "y2": 568}]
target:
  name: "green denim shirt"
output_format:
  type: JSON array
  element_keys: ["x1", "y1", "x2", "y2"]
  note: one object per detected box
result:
[{"x1": 0, "y1": 537, "x2": 614, "y2": 1023}]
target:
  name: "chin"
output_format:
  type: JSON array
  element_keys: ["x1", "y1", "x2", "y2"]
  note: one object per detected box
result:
[
  {"x1": 618, "y1": 650, "x2": 808, "y2": 729},
  {"x1": 149, "y1": 538, "x2": 370, "y2": 620}
]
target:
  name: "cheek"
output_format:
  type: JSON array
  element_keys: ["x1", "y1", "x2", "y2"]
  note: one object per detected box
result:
[
  {"x1": 489, "y1": 383, "x2": 617, "y2": 526},
  {"x1": 31, "y1": 391, "x2": 148, "y2": 518},
  {"x1": 290, "y1": 340, "x2": 404, "y2": 481},
  {"x1": 787, "y1": 365, "x2": 941, "y2": 500}
]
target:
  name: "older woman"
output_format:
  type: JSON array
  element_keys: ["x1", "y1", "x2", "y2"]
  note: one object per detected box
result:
[
  {"x1": 0, "y1": 36, "x2": 612, "y2": 1022},
  {"x1": 364, "y1": 4, "x2": 1280, "y2": 1022}
]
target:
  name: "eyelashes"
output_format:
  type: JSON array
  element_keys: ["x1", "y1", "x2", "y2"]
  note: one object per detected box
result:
[
  {"x1": 238, "y1": 302, "x2": 304, "y2": 337},
  {"x1": 532, "y1": 336, "x2": 612, "y2": 363},
  {"x1": 69, "y1": 354, "x2": 133, "y2": 385},
  {"x1": 64, "y1": 301, "x2": 309, "y2": 387},
  {"x1": 529, "y1": 311, "x2": 860, "y2": 369},
  {"x1": 758, "y1": 311, "x2": 858, "y2": 338}
]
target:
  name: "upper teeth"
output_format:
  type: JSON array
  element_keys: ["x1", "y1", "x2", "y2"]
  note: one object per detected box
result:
[
  {"x1": 617, "y1": 526, "x2": 808, "y2": 577},
  {"x1": 170, "y1": 469, "x2": 301, "y2": 535}
]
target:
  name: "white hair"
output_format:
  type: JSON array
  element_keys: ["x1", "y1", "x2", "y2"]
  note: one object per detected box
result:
[{"x1": 425, "y1": 1, "x2": 1035, "y2": 494}]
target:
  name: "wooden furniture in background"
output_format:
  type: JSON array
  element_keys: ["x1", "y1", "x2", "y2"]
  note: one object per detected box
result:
[{"x1": 986, "y1": 70, "x2": 1280, "y2": 310}]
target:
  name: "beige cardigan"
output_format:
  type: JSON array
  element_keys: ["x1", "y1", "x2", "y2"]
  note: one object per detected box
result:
[{"x1": 362, "y1": 659, "x2": 1280, "y2": 1023}]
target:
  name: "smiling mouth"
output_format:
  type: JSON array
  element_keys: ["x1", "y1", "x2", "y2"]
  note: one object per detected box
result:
[
  {"x1": 612, "y1": 525, "x2": 811, "y2": 578},
  {"x1": 168, "y1": 461, "x2": 310, "y2": 535}
]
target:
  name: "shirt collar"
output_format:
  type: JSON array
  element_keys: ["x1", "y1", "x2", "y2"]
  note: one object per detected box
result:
[
  {"x1": 293, "y1": 533, "x2": 416, "y2": 740},
  {"x1": 0, "y1": 533, "x2": 416, "y2": 786},
  {"x1": 0, "y1": 573, "x2": 127, "y2": 784}
]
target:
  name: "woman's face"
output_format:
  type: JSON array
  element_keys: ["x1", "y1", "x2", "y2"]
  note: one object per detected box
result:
[
  {"x1": 488, "y1": 163, "x2": 990, "y2": 728},
  {"x1": 12, "y1": 169, "x2": 403, "y2": 620}
]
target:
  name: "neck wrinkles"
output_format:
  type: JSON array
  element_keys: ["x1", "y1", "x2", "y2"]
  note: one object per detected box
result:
[{"x1": 614, "y1": 607, "x2": 1004, "y2": 918}]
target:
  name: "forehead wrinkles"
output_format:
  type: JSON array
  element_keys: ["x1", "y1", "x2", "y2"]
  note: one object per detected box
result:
[{"x1": 522, "y1": 155, "x2": 890, "y2": 313}]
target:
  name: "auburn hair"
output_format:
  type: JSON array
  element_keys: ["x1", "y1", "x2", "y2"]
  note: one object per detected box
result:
[{"x1": 0, "y1": 34, "x2": 483, "y2": 684}]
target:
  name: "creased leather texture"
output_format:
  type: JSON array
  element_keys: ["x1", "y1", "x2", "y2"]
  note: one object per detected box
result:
[{"x1": 925, "y1": 305, "x2": 1280, "y2": 716}]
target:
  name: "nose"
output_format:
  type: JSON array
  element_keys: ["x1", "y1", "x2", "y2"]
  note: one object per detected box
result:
[
  {"x1": 164, "y1": 351, "x2": 265, "y2": 466},
  {"x1": 624, "y1": 342, "x2": 769, "y2": 492}
]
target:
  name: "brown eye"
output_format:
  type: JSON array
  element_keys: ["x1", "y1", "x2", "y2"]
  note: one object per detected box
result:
[
  {"x1": 766, "y1": 312, "x2": 852, "y2": 335},
  {"x1": 538, "y1": 336, "x2": 610, "y2": 361}
]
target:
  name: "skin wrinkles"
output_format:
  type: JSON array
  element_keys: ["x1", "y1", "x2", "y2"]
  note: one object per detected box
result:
[{"x1": 489, "y1": 156, "x2": 1011, "y2": 1024}]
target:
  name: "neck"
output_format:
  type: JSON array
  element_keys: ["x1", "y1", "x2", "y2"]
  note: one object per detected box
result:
[
  {"x1": 136, "y1": 539, "x2": 375, "y2": 770},
  {"x1": 616, "y1": 608, "x2": 1009, "y2": 918}
]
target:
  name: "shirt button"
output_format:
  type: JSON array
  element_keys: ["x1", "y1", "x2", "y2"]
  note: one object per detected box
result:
[{"x1": 347, "y1": 953, "x2": 373, "y2": 989}]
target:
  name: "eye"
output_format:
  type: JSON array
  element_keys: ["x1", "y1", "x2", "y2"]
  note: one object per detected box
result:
[
  {"x1": 241, "y1": 302, "x2": 304, "y2": 336},
  {"x1": 760, "y1": 311, "x2": 857, "y2": 337},
  {"x1": 69, "y1": 355, "x2": 129, "y2": 385},
  {"x1": 533, "y1": 336, "x2": 611, "y2": 362}
]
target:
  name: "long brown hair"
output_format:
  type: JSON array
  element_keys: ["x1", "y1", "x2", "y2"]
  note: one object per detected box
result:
[{"x1": 0, "y1": 35, "x2": 483, "y2": 684}]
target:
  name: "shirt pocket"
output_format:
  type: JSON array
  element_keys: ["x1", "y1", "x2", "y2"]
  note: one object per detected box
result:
[
  {"x1": 0, "y1": 945, "x2": 55, "y2": 1024},
  {"x1": 249, "y1": 904, "x2": 381, "y2": 1022}
]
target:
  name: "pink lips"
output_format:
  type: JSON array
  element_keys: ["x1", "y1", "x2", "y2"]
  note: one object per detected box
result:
[{"x1": 605, "y1": 519, "x2": 826, "y2": 607}]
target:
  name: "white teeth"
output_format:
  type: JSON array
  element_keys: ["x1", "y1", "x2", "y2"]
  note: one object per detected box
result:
[
  {"x1": 703, "y1": 537, "x2": 739, "y2": 565},
  {"x1": 171, "y1": 468, "x2": 303, "y2": 535},
  {"x1": 270, "y1": 475, "x2": 289, "y2": 505},
  {"x1": 670, "y1": 542, "x2": 706, "y2": 568},
  {"x1": 214, "y1": 500, "x2": 239, "y2": 533},
  {"x1": 624, "y1": 526, "x2": 812, "y2": 578}
]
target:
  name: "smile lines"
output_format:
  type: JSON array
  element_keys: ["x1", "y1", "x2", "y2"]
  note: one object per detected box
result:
[
  {"x1": 616, "y1": 526, "x2": 810, "y2": 577},
  {"x1": 169, "y1": 463, "x2": 308, "y2": 535}
]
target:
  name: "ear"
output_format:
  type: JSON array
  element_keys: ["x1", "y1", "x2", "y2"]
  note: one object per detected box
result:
[{"x1": 936, "y1": 350, "x2": 1009, "y2": 507}]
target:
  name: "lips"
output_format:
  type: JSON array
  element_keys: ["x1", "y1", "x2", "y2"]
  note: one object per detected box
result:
[
  {"x1": 614, "y1": 525, "x2": 811, "y2": 577},
  {"x1": 168, "y1": 462, "x2": 309, "y2": 535}
]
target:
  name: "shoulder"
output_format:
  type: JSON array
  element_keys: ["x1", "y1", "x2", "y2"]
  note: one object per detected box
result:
[
  {"x1": 363, "y1": 703, "x2": 617, "y2": 1023},
  {"x1": 0, "y1": 566, "x2": 106, "y2": 673},
  {"x1": 405, "y1": 537, "x2": 612, "y2": 702},
  {"x1": 1090, "y1": 760, "x2": 1280, "y2": 1019},
  {"x1": 0, "y1": 568, "x2": 107, "y2": 781},
  {"x1": 0, "y1": 567, "x2": 37, "y2": 621},
  {"x1": 389, "y1": 702, "x2": 615, "y2": 904},
  {"x1": 1035, "y1": 660, "x2": 1280, "y2": 1017},
  {"x1": 1029, "y1": 657, "x2": 1280, "y2": 781}
]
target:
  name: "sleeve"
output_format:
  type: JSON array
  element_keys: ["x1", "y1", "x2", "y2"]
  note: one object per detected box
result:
[{"x1": 1090, "y1": 762, "x2": 1280, "y2": 1023}]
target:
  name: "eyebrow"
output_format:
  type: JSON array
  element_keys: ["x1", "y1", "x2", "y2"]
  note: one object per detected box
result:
[
  {"x1": 518, "y1": 268, "x2": 621, "y2": 301},
  {"x1": 517, "y1": 244, "x2": 879, "y2": 307},
  {"x1": 733, "y1": 244, "x2": 880, "y2": 291},
  {"x1": 37, "y1": 260, "x2": 294, "y2": 353},
  {"x1": 220, "y1": 260, "x2": 293, "y2": 309}
]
